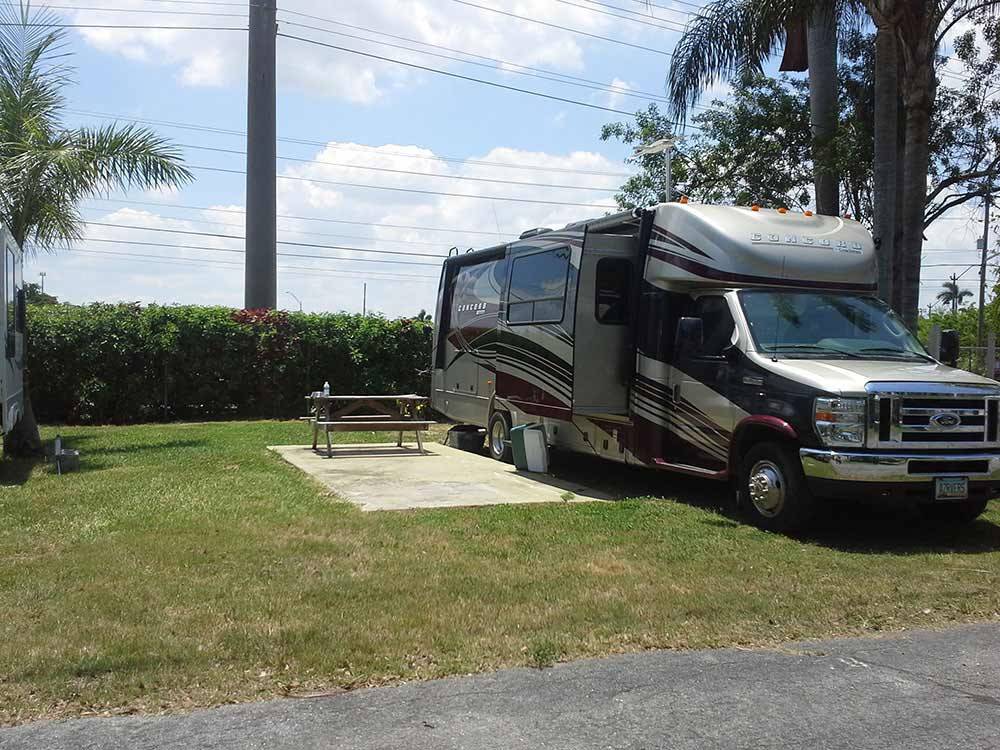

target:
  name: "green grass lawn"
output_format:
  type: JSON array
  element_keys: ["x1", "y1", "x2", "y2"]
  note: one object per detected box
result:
[{"x1": 2, "y1": 420, "x2": 1000, "y2": 725}]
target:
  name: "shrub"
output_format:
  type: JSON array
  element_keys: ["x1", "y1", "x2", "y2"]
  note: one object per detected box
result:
[{"x1": 26, "y1": 304, "x2": 432, "y2": 425}]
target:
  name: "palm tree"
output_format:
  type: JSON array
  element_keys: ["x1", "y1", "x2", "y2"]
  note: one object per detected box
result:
[
  {"x1": 936, "y1": 280, "x2": 973, "y2": 315},
  {"x1": 0, "y1": 5, "x2": 191, "y2": 456},
  {"x1": 667, "y1": 0, "x2": 853, "y2": 217},
  {"x1": 667, "y1": 0, "x2": 998, "y2": 329}
]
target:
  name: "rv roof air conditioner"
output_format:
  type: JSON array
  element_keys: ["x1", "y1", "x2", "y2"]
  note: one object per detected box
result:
[{"x1": 519, "y1": 227, "x2": 553, "y2": 240}]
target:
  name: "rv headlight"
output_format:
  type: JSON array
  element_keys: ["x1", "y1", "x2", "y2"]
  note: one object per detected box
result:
[{"x1": 814, "y1": 397, "x2": 866, "y2": 447}]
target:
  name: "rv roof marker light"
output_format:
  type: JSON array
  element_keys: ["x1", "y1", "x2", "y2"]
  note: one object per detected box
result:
[
  {"x1": 679, "y1": 195, "x2": 689, "y2": 204},
  {"x1": 751, "y1": 204, "x2": 760, "y2": 211},
  {"x1": 778, "y1": 207, "x2": 788, "y2": 214},
  {"x1": 844, "y1": 213, "x2": 852, "y2": 220},
  {"x1": 804, "y1": 210, "x2": 814, "y2": 217}
]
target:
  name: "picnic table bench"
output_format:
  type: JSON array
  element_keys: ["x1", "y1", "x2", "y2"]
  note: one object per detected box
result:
[{"x1": 305, "y1": 393, "x2": 434, "y2": 457}]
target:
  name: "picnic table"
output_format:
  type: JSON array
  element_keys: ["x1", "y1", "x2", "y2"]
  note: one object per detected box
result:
[{"x1": 305, "y1": 393, "x2": 434, "y2": 457}]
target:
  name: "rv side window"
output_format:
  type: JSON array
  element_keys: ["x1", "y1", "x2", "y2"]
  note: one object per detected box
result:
[
  {"x1": 508, "y1": 247, "x2": 570, "y2": 325},
  {"x1": 595, "y1": 258, "x2": 631, "y2": 325},
  {"x1": 693, "y1": 296, "x2": 735, "y2": 357}
]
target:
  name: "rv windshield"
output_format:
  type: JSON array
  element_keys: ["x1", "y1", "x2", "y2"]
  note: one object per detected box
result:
[{"x1": 738, "y1": 290, "x2": 932, "y2": 361}]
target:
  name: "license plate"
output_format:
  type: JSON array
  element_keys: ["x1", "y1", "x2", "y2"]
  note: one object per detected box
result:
[{"x1": 935, "y1": 476, "x2": 969, "y2": 500}]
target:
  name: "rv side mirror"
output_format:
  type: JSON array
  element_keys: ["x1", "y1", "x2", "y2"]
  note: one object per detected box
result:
[
  {"x1": 939, "y1": 329, "x2": 960, "y2": 367},
  {"x1": 675, "y1": 317, "x2": 703, "y2": 359}
]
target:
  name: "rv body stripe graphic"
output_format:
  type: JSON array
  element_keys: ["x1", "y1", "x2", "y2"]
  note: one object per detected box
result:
[
  {"x1": 495, "y1": 353, "x2": 572, "y2": 403},
  {"x1": 650, "y1": 225, "x2": 712, "y2": 259},
  {"x1": 646, "y1": 246, "x2": 878, "y2": 292},
  {"x1": 629, "y1": 386, "x2": 729, "y2": 461}
]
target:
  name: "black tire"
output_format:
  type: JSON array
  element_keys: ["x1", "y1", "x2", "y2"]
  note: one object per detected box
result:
[
  {"x1": 488, "y1": 411, "x2": 513, "y2": 463},
  {"x1": 739, "y1": 441, "x2": 818, "y2": 533},
  {"x1": 922, "y1": 499, "x2": 990, "y2": 524}
]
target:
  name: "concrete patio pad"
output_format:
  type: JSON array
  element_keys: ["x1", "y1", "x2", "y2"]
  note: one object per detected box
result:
[{"x1": 269, "y1": 443, "x2": 610, "y2": 511}]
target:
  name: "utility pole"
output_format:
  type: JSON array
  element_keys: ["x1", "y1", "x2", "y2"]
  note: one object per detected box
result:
[
  {"x1": 951, "y1": 272, "x2": 960, "y2": 316},
  {"x1": 244, "y1": 0, "x2": 277, "y2": 310},
  {"x1": 978, "y1": 190, "x2": 993, "y2": 348},
  {"x1": 38, "y1": 271, "x2": 46, "y2": 293},
  {"x1": 362, "y1": 283, "x2": 367, "y2": 316}
]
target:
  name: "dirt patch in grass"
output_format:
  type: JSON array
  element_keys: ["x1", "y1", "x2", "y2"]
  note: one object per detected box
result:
[{"x1": 2, "y1": 420, "x2": 1000, "y2": 725}]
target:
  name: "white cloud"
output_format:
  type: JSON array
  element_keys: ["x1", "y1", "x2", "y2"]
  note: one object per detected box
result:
[
  {"x1": 604, "y1": 77, "x2": 634, "y2": 109},
  {"x1": 61, "y1": 0, "x2": 645, "y2": 102},
  {"x1": 30, "y1": 141, "x2": 632, "y2": 316}
]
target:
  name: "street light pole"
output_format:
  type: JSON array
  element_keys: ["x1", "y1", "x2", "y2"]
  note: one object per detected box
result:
[
  {"x1": 284, "y1": 290, "x2": 302, "y2": 312},
  {"x1": 38, "y1": 271, "x2": 46, "y2": 293},
  {"x1": 633, "y1": 137, "x2": 678, "y2": 203}
]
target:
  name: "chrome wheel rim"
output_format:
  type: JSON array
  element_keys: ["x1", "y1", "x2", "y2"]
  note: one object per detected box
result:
[
  {"x1": 748, "y1": 460, "x2": 786, "y2": 518},
  {"x1": 490, "y1": 420, "x2": 506, "y2": 456}
]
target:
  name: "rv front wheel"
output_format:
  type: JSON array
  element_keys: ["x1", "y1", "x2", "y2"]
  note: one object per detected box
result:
[
  {"x1": 740, "y1": 442, "x2": 817, "y2": 533},
  {"x1": 488, "y1": 411, "x2": 513, "y2": 463}
]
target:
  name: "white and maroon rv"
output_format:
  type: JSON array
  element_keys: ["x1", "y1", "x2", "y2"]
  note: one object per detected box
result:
[
  {"x1": 432, "y1": 202, "x2": 1000, "y2": 530},
  {"x1": 0, "y1": 224, "x2": 23, "y2": 437}
]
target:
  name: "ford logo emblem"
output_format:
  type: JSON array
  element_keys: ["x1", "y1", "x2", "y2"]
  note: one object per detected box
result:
[{"x1": 929, "y1": 412, "x2": 962, "y2": 430}]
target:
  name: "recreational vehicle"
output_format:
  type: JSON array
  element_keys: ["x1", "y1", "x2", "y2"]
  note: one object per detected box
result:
[
  {"x1": 431, "y1": 202, "x2": 1000, "y2": 531},
  {"x1": 0, "y1": 225, "x2": 24, "y2": 437}
]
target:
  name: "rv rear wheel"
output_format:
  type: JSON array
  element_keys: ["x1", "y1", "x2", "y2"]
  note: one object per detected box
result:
[
  {"x1": 488, "y1": 411, "x2": 513, "y2": 463},
  {"x1": 739, "y1": 442, "x2": 817, "y2": 533}
]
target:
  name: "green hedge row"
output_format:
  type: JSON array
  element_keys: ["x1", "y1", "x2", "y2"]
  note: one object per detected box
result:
[{"x1": 26, "y1": 304, "x2": 433, "y2": 425}]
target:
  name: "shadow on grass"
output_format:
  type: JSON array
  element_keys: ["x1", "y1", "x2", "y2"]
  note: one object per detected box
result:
[
  {"x1": 0, "y1": 456, "x2": 39, "y2": 486},
  {"x1": 546, "y1": 448, "x2": 1000, "y2": 556}
]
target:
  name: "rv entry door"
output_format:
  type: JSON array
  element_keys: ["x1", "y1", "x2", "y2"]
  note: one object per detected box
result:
[{"x1": 573, "y1": 233, "x2": 635, "y2": 417}]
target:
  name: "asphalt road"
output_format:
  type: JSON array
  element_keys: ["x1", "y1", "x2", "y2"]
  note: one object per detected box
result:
[{"x1": 3, "y1": 623, "x2": 1000, "y2": 750}]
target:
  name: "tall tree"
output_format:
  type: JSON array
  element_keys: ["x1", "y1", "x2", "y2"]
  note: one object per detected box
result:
[
  {"x1": 666, "y1": 0, "x2": 859, "y2": 217},
  {"x1": 937, "y1": 279, "x2": 974, "y2": 314},
  {"x1": 0, "y1": 5, "x2": 191, "y2": 456},
  {"x1": 667, "y1": 0, "x2": 999, "y2": 328}
]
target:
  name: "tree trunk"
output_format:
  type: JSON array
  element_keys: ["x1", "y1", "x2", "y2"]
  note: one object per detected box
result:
[
  {"x1": 873, "y1": 27, "x2": 899, "y2": 304},
  {"x1": 807, "y1": 5, "x2": 840, "y2": 216},
  {"x1": 898, "y1": 63, "x2": 936, "y2": 331}
]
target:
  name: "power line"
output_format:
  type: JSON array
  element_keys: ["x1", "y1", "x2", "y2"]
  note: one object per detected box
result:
[
  {"x1": 71, "y1": 240, "x2": 442, "y2": 275},
  {"x1": 0, "y1": 2, "x2": 245, "y2": 16},
  {"x1": 275, "y1": 18, "x2": 676, "y2": 109},
  {"x1": 82, "y1": 221, "x2": 450, "y2": 260},
  {"x1": 573, "y1": 0, "x2": 696, "y2": 22},
  {"x1": 176, "y1": 141, "x2": 620, "y2": 192},
  {"x1": 275, "y1": 32, "x2": 645, "y2": 119},
  {"x1": 0, "y1": 22, "x2": 246, "y2": 29},
  {"x1": 80, "y1": 204, "x2": 459, "y2": 248},
  {"x1": 67, "y1": 108, "x2": 636, "y2": 177},
  {"x1": 53, "y1": 247, "x2": 439, "y2": 283},
  {"x1": 275, "y1": 7, "x2": 682, "y2": 106},
  {"x1": 189, "y1": 163, "x2": 619, "y2": 208},
  {"x1": 550, "y1": 0, "x2": 687, "y2": 32},
  {"x1": 450, "y1": 0, "x2": 672, "y2": 57},
  {"x1": 87, "y1": 196, "x2": 515, "y2": 237}
]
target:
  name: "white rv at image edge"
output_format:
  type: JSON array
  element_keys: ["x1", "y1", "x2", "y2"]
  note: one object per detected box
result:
[{"x1": 0, "y1": 225, "x2": 25, "y2": 437}]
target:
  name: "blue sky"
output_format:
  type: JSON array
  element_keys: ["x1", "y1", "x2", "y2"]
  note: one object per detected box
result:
[{"x1": 24, "y1": 0, "x2": 989, "y2": 316}]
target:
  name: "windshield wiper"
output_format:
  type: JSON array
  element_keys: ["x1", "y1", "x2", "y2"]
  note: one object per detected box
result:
[
  {"x1": 857, "y1": 346, "x2": 936, "y2": 362},
  {"x1": 764, "y1": 344, "x2": 851, "y2": 356}
]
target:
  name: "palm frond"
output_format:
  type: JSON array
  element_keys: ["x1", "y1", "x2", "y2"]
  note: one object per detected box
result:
[
  {"x1": 0, "y1": 4, "x2": 191, "y2": 253},
  {"x1": 667, "y1": 0, "x2": 868, "y2": 123}
]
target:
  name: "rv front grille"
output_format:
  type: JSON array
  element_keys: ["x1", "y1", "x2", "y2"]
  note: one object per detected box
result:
[{"x1": 867, "y1": 386, "x2": 1000, "y2": 450}]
